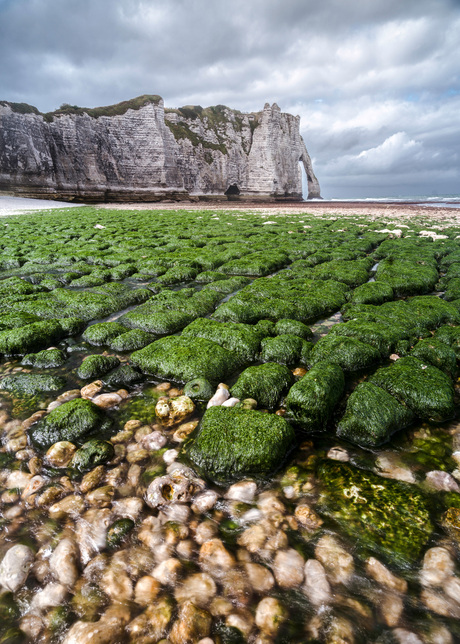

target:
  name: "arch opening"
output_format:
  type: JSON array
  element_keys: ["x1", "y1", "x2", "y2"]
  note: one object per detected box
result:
[{"x1": 225, "y1": 183, "x2": 240, "y2": 196}]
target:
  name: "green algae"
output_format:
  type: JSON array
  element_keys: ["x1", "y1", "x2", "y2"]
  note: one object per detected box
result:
[
  {"x1": 347, "y1": 281, "x2": 394, "y2": 305},
  {"x1": 260, "y1": 334, "x2": 311, "y2": 365},
  {"x1": 108, "y1": 328, "x2": 156, "y2": 351},
  {"x1": 274, "y1": 318, "x2": 313, "y2": 340},
  {"x1": 317, "y1": 460, "x2": 433, "y2": 567},
  {"x1": 308, "y1": 334, "x2": 381, "y2": 371},
  {"x1": 0, "y1": 372, "x2": 66, "y2": 395},
  {"x1": 22, "y1": 348, "x2": 65, "y2": 368},
  {"x1": 82, "y1": 322, "x2": 128, "y2": 346},
  {"x1": 76, "y1": 354, "x2": 120, "y2": 380},
  {"x1": 69, "y1": 439, "x2": 114, "y2": 473}
]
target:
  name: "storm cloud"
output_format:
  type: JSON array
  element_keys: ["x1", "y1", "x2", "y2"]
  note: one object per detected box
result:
[{"x1": 1, "y1": 0, "x2": 459, "y2": 198}]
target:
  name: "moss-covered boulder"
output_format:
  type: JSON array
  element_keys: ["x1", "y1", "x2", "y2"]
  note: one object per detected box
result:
[
  {"x1": 375, "y1": 258, "x2": 438, "y2": 297},
  {"x1": 108, "y1": 329, "x2": 156, "y2": 352},
  {"x1": 103, "y1": 364, "x2": 143, "y2": 388},
  {"x1": 131, "y1": 336, "x2": 240, "y2": 384},
  {"x1": 119, "y1": 304, "x2": 193, "y2": 335},
  {"x1": 22, "y1": 348, "x2": 66, "y2": 369},
  {"x1": 69, "y1": 439, "x2": 114, "y2": 473},
  {"x1": 337, "y1": 382, "x2": 415, "y2": 447},
  {"x1": 308, "y1": 335, "x2": 381, "y2": 371},
  {"x1": 29, "y1": 399, "x2": 111, "y2": 450},
  {"x1": 369, "y1": 356, "x2": 455, "y2": 422},
  {"x1": 260, "y1": 335, "x2": 312, "y2": 366},
  {"x1": 181, "y1": 317, "x2": 262, "y2": 364},
  {"x1": 317, "y1": 461, "x2": 433, "y2": 567},
  {"x1": 435, "y1": 324, "x2": 460, "y2": 358},
  {"x1": 0, "y1": 320, "x2": 65, "y2": 356},
  {"x1": 284, "y1": 362, "x2": 344, "y2": 433},
  {"x1": 410, "y1": 338, "x2": 457, "y2": 376},
  {"x1": 0, "y1": 373, "x2": 66, "y2": 395},
  {"x1": 348, "y1": 281, "x2": 394, "y2": 305},
  {"x1": 82, "y1": 322, "x2": 128, "y2": 346},
  {"x1": 231, "y1": 363, "x2": 294, "y2": 409},
  {"x1": 185, "y1": 406, "x2": 294, "y2": 483},
  {"x1": 274, "y1": 319, "x2": 313, "y2": 340},
  {"x1": 76, "y1": 355, "x2": 120, "y2": 380},
  {"x1": 328, "y1": 320, "x2": 407, "y2": 356}
]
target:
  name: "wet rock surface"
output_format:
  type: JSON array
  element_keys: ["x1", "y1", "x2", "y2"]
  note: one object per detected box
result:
[{"x1": 1, "y1": 207, "x2": 460, "y2": 643}]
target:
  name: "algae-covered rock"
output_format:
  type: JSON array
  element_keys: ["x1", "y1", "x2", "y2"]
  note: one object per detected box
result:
[
  {"x1": 29, "y1": 398, "x2": 111, "y2": 450},
  {"x1": 22, "y1": 348, "x2": 66, "y2": 368},
  {"x1": 183, "y1": 378, "x2": 215, "y2": 402},
  {"x1": 375, "y1": 258, "x2": 438, "y2": 296},
  {"x1": 108, "y1": 328, "x2": 155, "y2": 352},
  {"x1": 82, "y1": 322, "x2": 128, "y2": 346},
  {"x1": 131, "y1": 336, "x2": 240, "y2": 384},
  {"x1": 410, "y1": 338, "x2": 457, "y2": 376},
  {"x1": 0, "y1": 320, "x2": 65, "y2": 355},
  {"x1": 317, "y1": 460, "x2": 433, "y2": 567},
  {"x1": 348, "y1": 281, "x2": 394, "y2": 305},
  {"x1": 260, "y1": 334, "x2": 311, "y2": 366},
  {"x1": 120, "y1": 303, "x2": 193, "y2": 335},
  {"x1": 77, "y1": 355, "x2": 120, "y2": 380},
  {"x1": 336, "y1": 382, "x2": 415, "y2": 447},
  {"x1": 0, "y1": 373, "x2": 66, "y2": 395},
  {"x1": 309, "y1": 335, "x2": 381, "y2": 371},
  {"x1": 274, "y1": 319, "x2": 313, "y2": 340},
  {"x1": 185, "y1": 406, "x2": 295, "y2": 483},
  {"x1": 107, "y1": 518, "x2": 135, "y2": 548},
  {"x1": 369, "y1": 356, "x2": 455, "y2": 422},
  {"x1": 435, "y1": 324, "x2": 460, "y2": 358},
  {"x1": 328, "y1": 320, "x2": 407, "y2": 356},
  {"x1": 69, "y1": 439, "x2": 114, "y2": 473},
  {"x1": 103, "y1": 364, "x2": 143, "y2": 388},
  {"x1": 231, "y1": 363, "x2": 294, "y2": 409},
  {"x1": 181, "y1": 317, "x2": 262, "y2": 364},
  {"x1": 284, "y1": 362, "x2": 344, "y2": 433}
]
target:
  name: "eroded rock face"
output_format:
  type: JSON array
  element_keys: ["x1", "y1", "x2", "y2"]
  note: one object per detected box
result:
[{"x1": 0, "y1": 96, "x2": 320, "y2": 201}]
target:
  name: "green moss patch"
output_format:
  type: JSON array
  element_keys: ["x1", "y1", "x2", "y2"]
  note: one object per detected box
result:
[
  {"x1": 185, "y1": 406, "x2": 295, "y2": 483},
  {"x1": 410, "y1": 338, "x2": 457, "y2": 376},
  {"x1": 0, "y1": 320, "x2": 65, "y2": 356},
  {"x1": 317, "y1": 460, "x2": 433, "y2": 567},
  {"x1": 337, "y1": 382, "x2": 415, "y2": 447},
  {"x1": 260, "y1": 334, "x2": 312, "y2": 365},
  {"x1": 181, "y1": 317, "x2": 262, "y2": 364},
  {"x1": 369, "y1": 356, "x2": 455, "y2": 422},
  {"x1": 284, "y1": 362, "x2": 344, "y2": 433},
  {"x1": 131, "y1": 335, "x2": 240, "y2": 384},
  {"x1": 69, "y1": 439, "x2": 114, "y2": 473},
  {"x1": 217, "y1": 250, "x2": 289, "y2": 276},
  {"x1": 274, "y1": 319, "x2": 313, "y2": 340},
  {"x1": 231, "y1": 362, "x2": 294, "y2": 409},
  {"x1": 375, "y1": 259, "x2": 438, "y2": 296},
  {"x1": 347, "y1": 281, "x2": 394, "y2": 305},
  {"x1": 108, "y1": 329, "x2": 156, "y2": 351}
]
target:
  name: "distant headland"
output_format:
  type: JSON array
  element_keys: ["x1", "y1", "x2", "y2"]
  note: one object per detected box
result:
[{"x1": 0, "y1": 95, "x2": 320, "y2": 203}]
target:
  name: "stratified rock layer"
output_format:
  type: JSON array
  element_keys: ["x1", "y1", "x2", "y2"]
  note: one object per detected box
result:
[{"x1": 0, "y1": 95, "x2": 320, "y2": 202}]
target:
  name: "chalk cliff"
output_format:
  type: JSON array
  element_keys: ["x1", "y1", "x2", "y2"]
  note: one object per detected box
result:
[{"x1": 0, "y1": 95, "x2": 320, "y2": 202}]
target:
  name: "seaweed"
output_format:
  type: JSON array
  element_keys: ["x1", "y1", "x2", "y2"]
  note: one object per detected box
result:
[
  {"x1": 108, "y1": 329, "x2": 156, "y2": 351},
  {"x1": 0, "y1": 320, "x2": 65, "y2": 355},
  {"x1": 347, "y1": 281, "x2": 394, "y2": 306},
  {"x1": 76, "y1": 354, "x2": 120, "y2": 380},
  {"x1": 69, "y1": 439, "x2": 115, "y2": 473},
  {"x1": 260, "y1": 334, "x2": 309, "y2": 366},
  {"x1": 308, "y1": 335, "x2": 381, "y2": 371},
  {"x1": 82, "y1": 322, "x2": 128, "y2": 346},
  {"x1": 274, "y1": 319, "x2": 313, "y2": 340},
  {"x1": 410, "y1": 338, "x2": 457, "y2": 376},
  {"x1": 0, "y1": 373, "x2": 66, "y2": 395},
  {"x1": 182, "y1": 317, "x2": 262, "y2": 364},
  {"x1": 22, "y1": 348, "x2": 65, "y2": 368}
]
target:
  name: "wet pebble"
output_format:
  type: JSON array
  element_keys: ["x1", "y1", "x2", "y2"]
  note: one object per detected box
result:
[
  {"x1": 30, "y1": 581, "x2": 67, "y2": 611},
  {"x1": 303, "y1": 559, "x2": 331, "y2": 606},
  {"x1": 315, "y1": 534, "x2": 354, "y2": 585},
  {"x1": 245, "y1": 562, "x2": 275, "y2": 593},
  {"x1": 207, "y1": 383, "x2": 230, "y2": 408},
  {"x1": 80, "y1": 380, "x2": 103, "y2": 399},
  {"x1": 175, "y1": 572, "x2": 217, "y2": 606},
  {"x1": 327, "y1": 446, "x2": 350, "y2": 462},
  {"x1": 49, "y1": 537, "x2": 79, "y2": 587},
  {"x1": 420, "y1": 547, "x2": 455, "y2": 587},
  {"x1": 366, "y1": 556, "x2": 408, "y2": 593},
  {"x1": 226, "y1": 480, "x2": 257, "y2": 503},
  {"x1": 425, "y1": 470, "x2": 460, "y2": 492},
  {"x1": 0, "y1": 543, "x2": 34, "y2": 592},
  {"x1": 49, "y1": 494, "x2": 85, "y2": 519},
  {"x1": 255, "y1": 597, "x2": 287, "y2": 636},
  {"x1": 46, "y1": 441, "x2": 77, "y2": 467},
  {"x1": 192, "y1": 489, "x2": 219, "y2": 514},
  {"x1": 273, "y1": 548, "x2": 305, "y2": 588}
]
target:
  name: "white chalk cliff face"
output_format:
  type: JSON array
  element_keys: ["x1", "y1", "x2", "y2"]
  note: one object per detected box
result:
[{"x1": 0, "y1": 95, "x2": 320, "y2": 202}]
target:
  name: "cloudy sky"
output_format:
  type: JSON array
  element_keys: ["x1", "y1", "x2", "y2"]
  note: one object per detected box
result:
[{"x1": 1, "y1": 0, "x2": 459, "y2": 199}]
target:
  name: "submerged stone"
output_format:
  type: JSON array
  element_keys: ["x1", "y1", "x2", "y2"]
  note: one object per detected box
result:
[
  {"x1": 76, "y1": 355, "x2": 120, "y2": 380},
  {"x1": 337, "y1": 382, "x2": 415, "y2": 447},
  {"x1": 0, "y1": 373, "x2": 66, "y2": 395},
  {"x1": 318, "y1": 460, "x2": 433, "y2": 567},
  {"x1": 29, "y1": 398, "x2": 111, "y2": 450},
  {"x1": 22, "y1": 348, "x2": 66, "y2": 368},
  {"x1": 69, "y1": 439, "x2": 115, "y2": 473},
  {"x1": 284, "y1": 361, "x2": 344, "y2": 433},
  {"x1": 183, "y1": 378, "x2": 215, "y2": 403},
  {"x1": 231, "y1": 362, "x2": 294, "y2": 409},
  {"x1": 185, "y1": 406, "x2": 295, "y2": 483}
]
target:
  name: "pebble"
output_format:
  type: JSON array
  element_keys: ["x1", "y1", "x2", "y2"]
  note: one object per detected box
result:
[
  {"x1": 376, "y1": 453, "x2": 416, "y2": 484},
  {"x1": 49, "y1": 537, "x2": 79, "y2": 587},
  {"x1": 192, "y1": 489, "x2": 219, "y2": 514},
  {"x1": 49, "y1": 494, "x2": 85, "y2": 519},
  {"x1": 225, "y1": 480, "x2": 257, "y2": 503},
  {"x1": 139, "y1": 430, "x2": 167, "y2": 450},
  {"x1": 294, "y1": 504, "x2": 323, "y2": 530},
  {"x1": 152, "y1": 557, "x2": 182, "y2": 586},
  {"x1": 169, "y1": 601, "x2": 212, "y2": 644},
  {"x1": 245, "y1": 563, "x2": 275, "y2": 593},
  {"x1": 420, "y1": 547, "x2": 455, "y2": 587},
  {"x1": 134, "y1": 575, "x2": 161, "y2": 605},
  {"x1": 77, "y1": 508, "x2": 113, "y2": 565},
  {"x1": 327, "y1": 446, "x2": 350, "y2": 462},
  {"x1": 199, "y1": 538, "x2": 236, "y2": 576},
  {"x1": 273, "y1": 548, "x2": 305, "y2": 588},
  {"x1": 315, "y1": 534, "x2": 354, "y2": 585},
  {"x1": 80, "y1": 380, "x2": 103, "y2": 399},
  {"x1": 92, "y1": 392, "x2": 124, "y2": 408},
  {"x1": 392, "y1": 628, "x2": 424, "y2": 644},
  {"x1": 80, "y1": 465, "x2": 105, "y2": 493},
  {"x1": 255, "y1": 597, "x2": 287, "y2": 636},
  {"x1": 175, "y1": 572, "x2": 217, "y2": 606},
  {"x1": 226, "y1": 609, "x2": 254, "y2": 637},
  {"x1": 425, "y1": 470, "x2": 460, "y2": 492},
  {"x1": 62, "y1": 605, "x2": 130, "y2": 644},
  {"x1": 366, "y1": 557, "x2": 408, "y2": 593},
  {"x1": 22, "y1": 474, "x2": 46, "y2": 499},
  {"x1": 207, "y1": 384, "x2": 230, "y2": 408},
  {"x1": 30, "y1": 581, "x2": 68, "y2": 611},
  {"x1": 221, "y1": 396, "x2": 240, "y2": 407},
  {"x1": 21, "y1": 410, "x2": 47, "y2": 430},
  {"x1": 0, "y1": 544, "x2": 34, "y2": 592},
  {"x1": 163, "y1": 448, "x2": 179, "y2": 464},
  {"x1": 101, "y1": 566, "x2": 133, "y2": 601},
  {"x1": 46, "y1": 441, "x2": 77, "y2": 467},
  {"x1": 5, "y1": 470, "x2": 33, "y2": 489},
  {"x1": 380, "y1": 592, "x2": 404, "y2": 627},
  {"x1": 155, "y1": 395, "x2": 195, "y2": 427},
  {"x1": 303, "y1": 559, "x2": 331, "y2": 606},
  {"x1": 112, "y1": 497, "x2": 144, "y2": 520}
]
